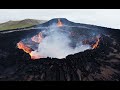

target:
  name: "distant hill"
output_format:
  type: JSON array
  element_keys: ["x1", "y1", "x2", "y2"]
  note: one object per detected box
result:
[{"x1": 0, "y1": 19, "x2": 47, "y2": 31}]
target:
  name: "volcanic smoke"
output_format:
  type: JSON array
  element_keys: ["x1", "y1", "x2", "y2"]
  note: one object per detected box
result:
[{"x1": 17, "y1": 19, "x2": 100, "y2": 60}]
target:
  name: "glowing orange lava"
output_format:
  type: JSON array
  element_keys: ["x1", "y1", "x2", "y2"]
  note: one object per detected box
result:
[
  {"x1": 57, "y1": 19, "x2": 63, "y2": 27},
  {"x1": 82, "y1": 35, "x2": 100, "y2": 49},
  {"x1": 17, "y1": 33, "x2": 43, "y2": 60},
  {"x1": 92, "y1": 37, "x2": 100, "y2": 49},
  {"x1": 31, "y1": 32, "x2": 43, "y2": 43},
  {"x1": 30, "y1": 51, "x2": 44, "y2": 60},
  {"x1": 17, "y1": 41, "x2": 33, "y2": 54}
]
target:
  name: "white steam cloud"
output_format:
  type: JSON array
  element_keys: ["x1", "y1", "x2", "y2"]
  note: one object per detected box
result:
[{"x1": 32, "y1": 24, "x2": 91, "y2": 59}]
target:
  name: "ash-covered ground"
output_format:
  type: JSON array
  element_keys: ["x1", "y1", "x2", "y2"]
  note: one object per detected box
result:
[{"x1": 0, "y1": 18, "x2": 120, "y2": 81}]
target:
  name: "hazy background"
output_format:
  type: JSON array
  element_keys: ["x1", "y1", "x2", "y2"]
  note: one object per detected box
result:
[{"x1": 0, "y1": 9, "x2": 120, "y2": 29}]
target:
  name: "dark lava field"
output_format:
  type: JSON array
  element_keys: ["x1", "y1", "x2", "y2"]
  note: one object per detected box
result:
[{"x1": 0, "y1": 18, "x2": 120, "y2": 81}]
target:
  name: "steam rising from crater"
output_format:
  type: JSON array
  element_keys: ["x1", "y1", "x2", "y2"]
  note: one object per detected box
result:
[
  {"x1": 31, "y1": 24, "x2": 91, "y2": 59},
  {"x1": 17, "y1": 18, "x2": 100, "y2": 60}
]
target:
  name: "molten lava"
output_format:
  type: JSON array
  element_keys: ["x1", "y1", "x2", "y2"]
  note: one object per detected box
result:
[
  {"x1": 31, "y1": 32, "x2": 43, "y2": 43},
  {"x1": 17, "y1": 32, "x2": 43, "y2": 60},
  {"x1": 17, "y1": 41, "x2": 33, "y2": 54},
  {"x1": 17, "y1": 41, "x2": 43, "y2": 60},
  {"x1": 92, "y1": 37, "x2": 100, "y2": 49},
  {"x1": 57, "y1": 19, "x2": 63, "y2": 27},
  {"x1": 82, "y1": 35, "x2": 100, "y2": 49},
  {"x1": 17, "y1": 35, "x2": 100, "y2": 60},
  {"x1": 30, "y1": 51, "x2": 43, "y2": 60}
]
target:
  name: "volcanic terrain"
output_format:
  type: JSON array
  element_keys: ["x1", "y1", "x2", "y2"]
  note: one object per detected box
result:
[{"x1": 0, "y1": 18, "x2": 120, "y2": 81}]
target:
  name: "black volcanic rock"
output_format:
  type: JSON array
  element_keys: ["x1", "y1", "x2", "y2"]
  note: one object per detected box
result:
[
  {"x1": 35, "y1": 18, "x2": 74, "y2": 27},
  {"x1": 0, "y1": 18, "x2": 120, "y2": 81}
]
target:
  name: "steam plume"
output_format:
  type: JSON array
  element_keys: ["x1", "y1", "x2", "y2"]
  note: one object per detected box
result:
[{"x1": 32, "y1": 24, "x2": 91, "y2": 59}]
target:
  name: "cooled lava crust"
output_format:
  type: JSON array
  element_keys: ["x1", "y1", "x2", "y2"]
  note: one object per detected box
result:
[{"x1": 0, "y1": 18, "x2": 120, "y2": 81}]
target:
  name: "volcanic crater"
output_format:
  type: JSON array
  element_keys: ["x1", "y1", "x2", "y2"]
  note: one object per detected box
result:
[{"x1": 0, "y1": 18, "x2": 120, "y2": 81}]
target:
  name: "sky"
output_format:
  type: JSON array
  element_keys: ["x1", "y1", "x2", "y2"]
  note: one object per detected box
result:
[{"x1": 0, "y1": 9, "x2": 120, "y2": 29}]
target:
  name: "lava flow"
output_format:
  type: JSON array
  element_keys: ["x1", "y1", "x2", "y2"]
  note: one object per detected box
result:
[
  {"x1": 92, "y1": 36, "x2": 100, "y2": 49},
  {"x1": 17, "y1": 32, "x2": 43, "y2": 60},
  {"x1": 30, "y1": 51, "x2": 44, "y2": 60},
  {"x1": 17, "y1": 41, "x2": 42, "y2": 60},
  {"x1": 57, "y1": 19, "x2": 63, "y2": 27},
  {"x1": 31, "y1": 32, "x2": 43, "y2": 43},
  {"x1": 17, "y1": 41, "x2": 33, "y2": 54},
  {"x1": 82, "y1": 35, "x2": 100, "y2": 49}
]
